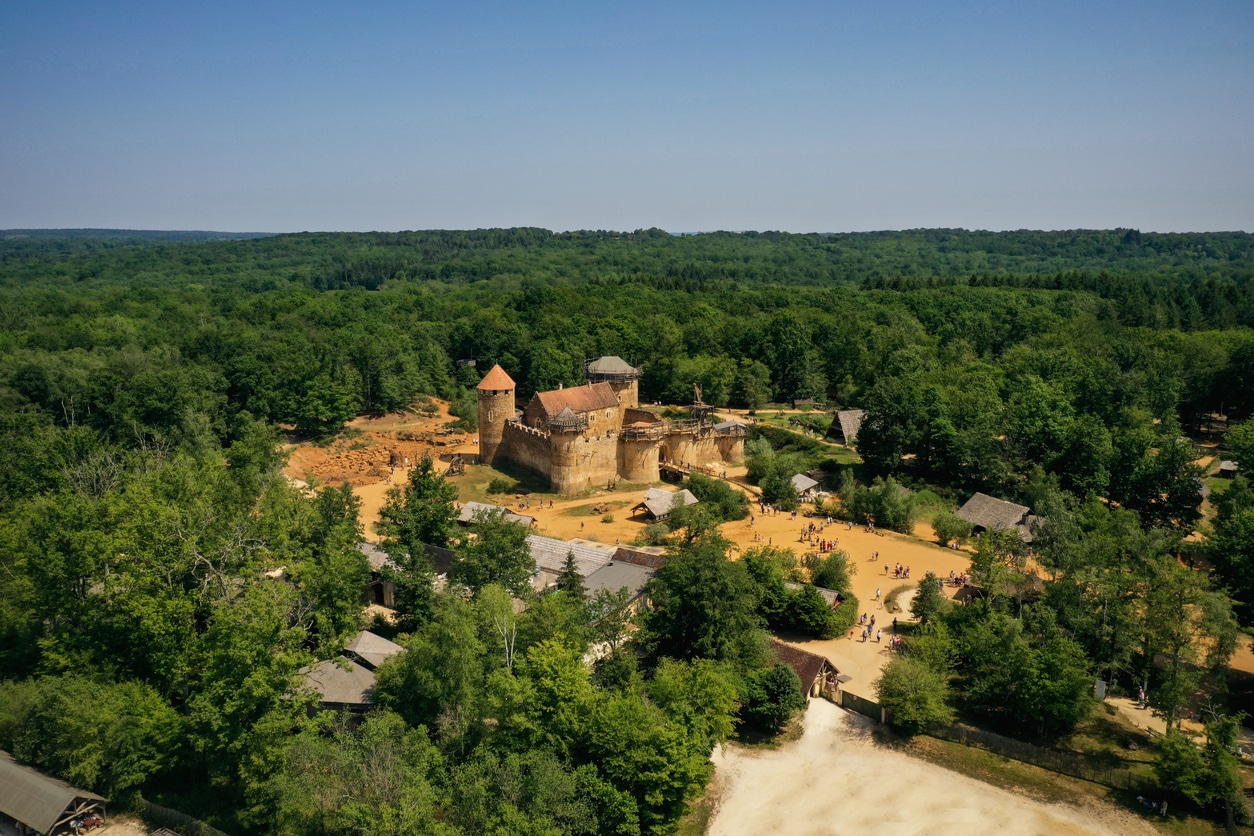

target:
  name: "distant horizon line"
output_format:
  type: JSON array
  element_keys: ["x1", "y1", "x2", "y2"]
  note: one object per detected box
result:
[{"x1": 5, "y1": 225, "x2": 1254, "y2": 238}]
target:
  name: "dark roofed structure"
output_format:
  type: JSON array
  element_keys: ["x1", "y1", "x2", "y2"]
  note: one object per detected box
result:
[
  {"x1": 955, "y1": 492, "x2": 1034, "y2": 543},
  {"x1": 827, "y1": 409, "x2": 865, "y2": 446},
  {"x1": 611, "y1": 545, "x2": 667, "y2": 569},
  {"x1": 0, "y1": 750, "x2": 107, "y2": 835},
  {"x1": 769, "y1": 639, "x2": 844, "y2": 698},
  {"x1": 583, "y1": 561, "x2": 656, "y2": 608}
]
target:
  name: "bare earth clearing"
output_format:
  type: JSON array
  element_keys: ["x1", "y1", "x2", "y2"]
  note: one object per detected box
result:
[{"x1": 709, "y1": 699, "x2": 1149, "y2": 836}]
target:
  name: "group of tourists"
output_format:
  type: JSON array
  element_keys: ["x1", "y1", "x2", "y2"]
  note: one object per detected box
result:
[{"x1": 885, "y1": 562, "x2": 911, "y2": 579}]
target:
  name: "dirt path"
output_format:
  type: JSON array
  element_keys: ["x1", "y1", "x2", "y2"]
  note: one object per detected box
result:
[{"x1": 709, "y1": 700, "x2": 1150, "y2": 836}]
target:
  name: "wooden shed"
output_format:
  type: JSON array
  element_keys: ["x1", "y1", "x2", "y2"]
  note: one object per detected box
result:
[{"x1": 0, "y1": 750, "x2": 106, "y2": 836}]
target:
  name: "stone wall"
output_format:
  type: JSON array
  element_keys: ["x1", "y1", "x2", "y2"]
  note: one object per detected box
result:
[
  {"x1": 663, "y1": 430, "x2": 735, "y2": 469},
  {"x1": 619, "y1": 436, "x2": 662, "y2": 483},
  {"x1": 498, "y1": 421, "x2": 552, "y2": 481},
  {"x1": 478, "y1": 389, "x2": 516, "y2": 465},
  {"x1": 550, "y1": 432, "x2": 620, "y2": 495}
]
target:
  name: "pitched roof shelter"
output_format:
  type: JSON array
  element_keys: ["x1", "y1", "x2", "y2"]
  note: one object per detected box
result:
[
  {"x1": 790, "y1": 473, "x2": 820, "y2": 498},
  {"x1": 955, "y1": 493, "x2": 1035, "y2": 544},
  {"x1": 584, "y1": 561, "x2": 656, "y2": 606},
  {"x1": 784, "y1": 581, "x2": 843, "y2": 608},
  {"x1": 458, "y1": 501, "x2": 535, "y2": 528},
  {"x1": 527, "y1": 534, "x2": 616, "y2": 577},
  {"x1": 632, "y1": 487, "x2": 699, "y2": 521},
  {"x1": 827, "y1": 409, "x2": 865, "y2": 445},
  {"x1": 1219, "y1": 460, "x2": 1239, "y2": 478},
  {"x1": 769, "y1": 639, "x2": 847, "y2": 697},
  {"x1": 301, "y1": 658, "x2": 377, "y2": 710},
  {"x1": 0, "y1": 750, "x2": 107, "y2": 835},
  {"x1": 344, "y1": 630, "x2": 405, "y2": 671}
]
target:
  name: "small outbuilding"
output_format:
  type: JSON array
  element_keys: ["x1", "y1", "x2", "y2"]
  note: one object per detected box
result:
[
  {"x1": 826, "y1": 409, "x2": 865, "y2": 446},
  {"x1": 0, "y1": 750, "x2": 107, "y2": 836},
  {"x1": 1219, "y1": 460, "x2": 1239, "y2": 478},
  {"x1": 344, "y1": 630, "x2": 405, "y2": 671},
  {"x1": 955, "y1": 492, "x2": 1036, "y2": 544},
  {"x1": 790, "y1": 473, "x2": 820, "y2": 501},
  {"x1": 583, "y1": 561, "x2": 656, "y2": 612},
  {"x1": 769, "y1": 639, "x2": 846, "y2": 699},
  {"x1": 632, "y1": 487, "x2": 699, "y2": 521},
  {"x1": 458, "y1": 501, "x2": 535, "y2": 528},
  {"x1": 300, "y1": 658, "x2": 378, "y2": 713}
]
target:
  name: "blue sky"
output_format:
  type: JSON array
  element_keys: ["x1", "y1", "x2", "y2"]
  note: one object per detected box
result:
[{"x1": 2, "y1": 1, "x2": 1251, "y2": 233}]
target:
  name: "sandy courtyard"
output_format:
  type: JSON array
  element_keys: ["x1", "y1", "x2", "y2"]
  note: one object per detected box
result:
[{"x1": 709, "y1": 699, "x2": 1149, "y2": 836}]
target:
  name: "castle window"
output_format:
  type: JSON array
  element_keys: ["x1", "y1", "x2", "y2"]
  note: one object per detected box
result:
[
  {"x1": 488, "y1": 410, "x2": 494, "y2": 422},
  {"x1": 606, "y1": 410, "x2": 612, "y2": 419}
]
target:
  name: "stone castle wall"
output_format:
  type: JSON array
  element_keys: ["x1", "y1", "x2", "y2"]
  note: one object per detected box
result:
[
  {"x1": 619, "y1": 436, "x2": 663, "y2": 483},
  {"x1": 498, "y1": 421, "x2": 552, "y2": 481},
  {"x1": 478, "y1": 390, "x2": 515, "y2": 465},
  {"x1": 550, "y1": 432, "x2": 620, "y2": 495},
  {"x1": 663, "y1": 430, "x2": 737, "y2": 470},
  {"x1": 716, "y1": 434, "x2": 745, "y2": 462}
]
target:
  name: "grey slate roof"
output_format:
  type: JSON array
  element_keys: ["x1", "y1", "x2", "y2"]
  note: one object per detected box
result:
[
  {"x1": 301, "y1": 658, "x2": 377, "y2": 707},
  {"x1": 344, "y1": 630, "x2": 405, "y2": 671},
  {"x1": 828, "y1": 409, "x2": 865, "y2": 444},
  {"x1": 584, "y1": 561, "x2": 656, "y2": 602},
  {"x1": 791, "y1": 473, "x2": 820, "y2": 494},
  {"x1": 458, "y1": 501, "x2": 535, "y2": 527},
  {"x1": 527, "y1": 534, "x2": 615, "y2": 577},
  {"x1": 0, "y1": 750, "x2": 107, "y2": 834},
  {"x1": 1220, "y1": 460, "x2": 1239, "y2": 475},
  {"x1": 634, "y1": 487, "x2": 699, "y2": 520}
]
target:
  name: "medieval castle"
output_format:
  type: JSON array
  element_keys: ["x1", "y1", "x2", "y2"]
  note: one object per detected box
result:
[{"x1": 477, "y1": 357, "x2": 745, "y2": 495}]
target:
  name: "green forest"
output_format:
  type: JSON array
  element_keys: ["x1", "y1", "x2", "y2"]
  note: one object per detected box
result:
[{"x1": 3, "y1": 227, "x2": 1254, "y2": 833}]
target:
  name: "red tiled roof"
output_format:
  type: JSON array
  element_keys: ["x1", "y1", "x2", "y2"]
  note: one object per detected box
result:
[
  {"x1": 533, "y1": 382, "x2": 619, "y2": 417},
  {"x1": 477, "y1": 365, "x2": 516, "y2": 391}
]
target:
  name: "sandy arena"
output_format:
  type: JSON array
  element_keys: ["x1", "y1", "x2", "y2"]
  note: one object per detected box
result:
[{"x1": 708, "y1": 699, "x2": 1150, "y2": 836}]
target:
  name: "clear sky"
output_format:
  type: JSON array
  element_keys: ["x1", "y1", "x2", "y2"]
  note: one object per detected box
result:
[{"x1": 2, "y1": 1, "x2": 1251, "y2": 233}]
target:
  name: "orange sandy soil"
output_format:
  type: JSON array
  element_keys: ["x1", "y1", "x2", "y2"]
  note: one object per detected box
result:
[{"x1": 283, "y1": 399, "x2": 976, "y2": 692}]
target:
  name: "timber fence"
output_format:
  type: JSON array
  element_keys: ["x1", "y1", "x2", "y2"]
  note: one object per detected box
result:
[
  {"x1": 840, "y1": 690, "x2": 885, "y2": 723},
  {"x1": 139, "y1": 799, "x2": 232, "y2": 836},
  {"x1": 927, "y1": 724, "x2": 1154, "y2": 793}
]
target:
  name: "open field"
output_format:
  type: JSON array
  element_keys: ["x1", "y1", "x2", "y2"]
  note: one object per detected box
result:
[{"x1": 709, "y1": 698, "x2": 1153, "y2": 836}]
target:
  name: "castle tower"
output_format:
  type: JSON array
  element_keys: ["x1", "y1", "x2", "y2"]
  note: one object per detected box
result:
[
  {"x1": 586, "y1": 356, "x2": 642, "y2": 408},
  {"x1": 477, "y1": 364, "x2": 516, "y2": 466}
]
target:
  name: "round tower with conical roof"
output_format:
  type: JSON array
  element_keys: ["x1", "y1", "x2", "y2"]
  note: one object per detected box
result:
[{"x1": 477, "y1": 364, "x2": 516, "y2": 466}]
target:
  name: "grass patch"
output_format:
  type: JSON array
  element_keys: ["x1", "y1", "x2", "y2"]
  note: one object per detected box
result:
[
  {"x1": 675, "y1": 786, "x2": 718, "y2": 836},
  {"x1": 882, "y1": 583, "x2": 914, "y2": 614}
]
